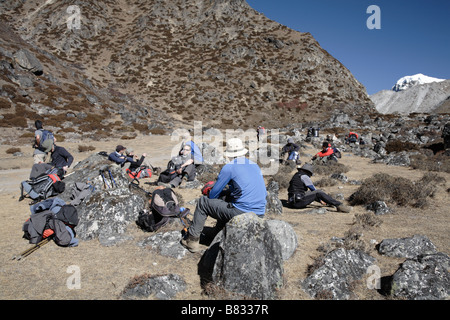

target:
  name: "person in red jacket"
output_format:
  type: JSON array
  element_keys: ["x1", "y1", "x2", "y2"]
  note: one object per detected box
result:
[
  {"x1": 312, "y1": 141, "x2": 337, "y2": 163},
  {"x1": 346, "y1": 132, "x2": 359, "y2": 144}
]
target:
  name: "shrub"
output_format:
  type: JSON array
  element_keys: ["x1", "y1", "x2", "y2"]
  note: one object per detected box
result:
[
  {"x1": 78, "y1": 145, "x2": 95, "y2": 152},
  {"x1": 349, "y1": 172, "x2": 445, "y2": 208},
  {"x1": 6, "y1": 147, "x2": 21, "y2": 154}
]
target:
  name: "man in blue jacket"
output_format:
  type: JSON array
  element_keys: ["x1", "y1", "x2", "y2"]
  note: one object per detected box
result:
[
  {"x1": 108, "y1": 145, "x2": 132, "y2": 166},
  {"x1": 181, "y1": 138, "x2": 267, "y2": 253}
]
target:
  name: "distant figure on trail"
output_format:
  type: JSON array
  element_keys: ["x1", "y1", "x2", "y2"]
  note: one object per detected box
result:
[
  {"x1": 287, "y1": 163, "x2": 350, "y2": 213},
  {"x1": 257, "y1": 126, "x2": 266, "y2": 142}
]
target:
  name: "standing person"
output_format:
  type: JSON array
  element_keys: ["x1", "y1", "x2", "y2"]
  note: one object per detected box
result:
[
  {"x1": 50, "y1": 144, "x2": 74, "y2": 173},
  {"x1": 33, "y1": 120, "x2": 54, "y2": 164},
  {"x1": 287, "y1": 163, "x2": 350, "y2": 212},
  {"x1": 257, "y1": 126, "x2": 266, "y2": 142},
  {"x1": 181, "y1": 138, "x2": 267, "y2": 253}
]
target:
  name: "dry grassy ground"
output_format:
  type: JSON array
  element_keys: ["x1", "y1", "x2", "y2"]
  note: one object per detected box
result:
[{"x1": 0, "y1": 133, "x2": 448, "y2": 300}]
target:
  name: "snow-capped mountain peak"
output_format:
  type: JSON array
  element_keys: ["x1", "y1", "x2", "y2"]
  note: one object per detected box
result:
[{"x1": 392, "y1": 73, "x2": 445, "y2": 92}]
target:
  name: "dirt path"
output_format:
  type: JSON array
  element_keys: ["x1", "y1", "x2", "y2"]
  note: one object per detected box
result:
[{"x1": 0, "y1": 134, "x2": 448, "y2": 300}]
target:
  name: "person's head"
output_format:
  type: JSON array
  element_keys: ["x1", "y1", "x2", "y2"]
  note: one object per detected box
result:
[
  {"x1": 116, "y1": 145, "x2": 126, "y2": 154},
  {"x1": 125, "y1": 148, "x2": 134, "y2": 156},
  {"x1": 322, "y1": 141, "x2": 329, "y2": 150},
  {"x1": 224, "y1": 138, "x2": 248, "y2": 159},
  {"x1": 35, "y1": 120, "x2": 43, "y2": 130},
  {"x1": 181, "y1": 144, "x2": 191, "y2": 156},
  {"x1": 297, "y1": 163, "x2": 314, "y2": 177}
]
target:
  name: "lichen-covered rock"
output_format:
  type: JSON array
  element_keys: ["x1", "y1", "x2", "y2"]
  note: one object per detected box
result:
[
  {"x1": 302, "y1": 248, "x2": 376, "y2": 300},
  {"x1": 390, "y1": 253, "x2": 450, "y2": 300},
  {"x1": 377, "y1": 235, "x2": 437, "y2": 258},
  {"x1": 199, "y1": 212, "x2": 284, "y2": 299}
]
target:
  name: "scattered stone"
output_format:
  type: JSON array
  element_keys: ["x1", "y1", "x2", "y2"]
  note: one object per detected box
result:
[
  {"x1": 138, "y1": 230, "x2": 188, "y2": 259},
  {"x1": 302, "y1": 248, "x2": 376, "y2": 300},
  {"x1": 377, "y1": 235, "x2": 438, "y2": 258},
  {"x1": 122, "y1": 273, "x2": 186, "y2": 300},
  {"x1": 389, "y1": 253, "x2": 450, "y2": 300}
]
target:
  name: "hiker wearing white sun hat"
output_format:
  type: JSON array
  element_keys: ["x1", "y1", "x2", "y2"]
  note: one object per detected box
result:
[
  {"x1": 181, "y1": 138, "x2": 267, "y2": 253},
  {"x1": 223, "y1": 137, "x2": 249, "y2": 157}
]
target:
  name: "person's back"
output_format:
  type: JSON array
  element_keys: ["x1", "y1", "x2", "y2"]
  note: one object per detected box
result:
[{"x1": 210, "y1": 157, "x2": 267, "y2": 216}]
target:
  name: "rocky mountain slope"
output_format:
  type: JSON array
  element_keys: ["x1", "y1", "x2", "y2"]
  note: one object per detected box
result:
[
  {"x1": 0, "y1": 0, "x2": 375, "y2": 143},
  {"x1": 371, "y1": 78, "x2": 450, "y2": 115}
]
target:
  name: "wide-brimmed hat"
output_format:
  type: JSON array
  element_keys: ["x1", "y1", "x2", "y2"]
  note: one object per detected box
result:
[
  {"x1": 297, "y1": 163, "x2": 314, "y2": 176},
  {"x1": 224, "y1": 138, "x2": 248, "y2": 158}
]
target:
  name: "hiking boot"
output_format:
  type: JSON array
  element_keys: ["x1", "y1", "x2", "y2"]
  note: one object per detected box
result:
[
  {"x1": 181, "y1": 234, "x2": 201, "y2": 253},
  {"x1": 336, "y1": 204, "x2": 351, "y2": 213}
]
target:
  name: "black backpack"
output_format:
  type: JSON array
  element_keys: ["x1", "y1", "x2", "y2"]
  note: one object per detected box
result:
[{"x1": 136, "y1": 188, "x2": 190, "y2": 232}]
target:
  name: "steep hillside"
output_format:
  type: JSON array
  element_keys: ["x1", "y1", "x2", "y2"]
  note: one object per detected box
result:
[{"x1": 1, "y1": 0, "x2": 374, "y2": 140}]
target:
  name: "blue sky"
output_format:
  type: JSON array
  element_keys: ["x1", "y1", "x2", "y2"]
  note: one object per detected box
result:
[{"x1": 246, "y1": 0, "x2": 450, "y2": 95}]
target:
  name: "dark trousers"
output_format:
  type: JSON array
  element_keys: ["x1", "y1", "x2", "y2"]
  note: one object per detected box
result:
[
  {"x1": 289, "y1": 190, "x2": 341, "y2": 209},
  {"x1": 189, "y1": 196, "x2": 244, "y2": 238}
]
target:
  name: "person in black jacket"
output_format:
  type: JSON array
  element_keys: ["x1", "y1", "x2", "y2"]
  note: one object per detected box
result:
[
  {"x1": 287, "y1": 163, "x2": 351, "y2": 212},
  {"x1": 280, "y1": 137, "x2": 301, "y2": 165},
  {"x1": 50, "y1": 144, "x2": 74, "y2": 173}
]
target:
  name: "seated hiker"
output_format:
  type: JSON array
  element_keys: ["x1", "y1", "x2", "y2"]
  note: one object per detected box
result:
[
  {"x1": 287, "y1": 163, "x2": 350, "y2": 213},
  {"x1": 311, "y1": 141, "x2": 338, "y2": 163},
  {"x1": 108, "y1": 145, "x2": 131, "y2": 166},
  {"x1": 345, "y1": 131, "x2": 359, "y2": 144},
  {"x1": 50, "y1": 144, "x2": 74, "y2": 173},
  {"x1": 167, "y1": 144, "x2": 196, "y2": 187},
  {"x1": 280, "y1": 137, "x2": 301, "y2": 165},
  {"x1": 181, "y1": 138, "x2": 267, "y2": 253},
  {"x1": 125, "y1": 149, "x2": 154, "y2": 180},
  {"x1": 180, "y1": 133, "x2": 203, "y2": 165}
]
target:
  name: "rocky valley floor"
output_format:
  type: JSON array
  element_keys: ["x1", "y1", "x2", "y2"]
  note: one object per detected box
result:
[{"x1": 0, "y1": 133, "x2": 449, "y2": 300}]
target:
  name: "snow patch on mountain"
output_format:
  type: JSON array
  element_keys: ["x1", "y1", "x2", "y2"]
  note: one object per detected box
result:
[{"x1": 392, "y1": 73, "x2": 445, "y2": 92}]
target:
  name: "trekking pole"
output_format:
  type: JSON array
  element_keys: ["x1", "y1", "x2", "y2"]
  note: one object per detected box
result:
[
  {"x1": 100, "y1": 170, "x2": 110, "y2": 189},
  {"x1": 108, "y1": 169, "x2": 117, "y2": 188},
  {"x1": 12, "y1": 237, "x2": 51, "y2": 261}
]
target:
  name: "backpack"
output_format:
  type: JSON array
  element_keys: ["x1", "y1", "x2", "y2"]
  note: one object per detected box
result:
[
  {"x1": 38, "y1": 129, "x2": 54, "y2": 152},
  {"x1": 22, "y1": 205, "x2": 78, "y2": 245},
  {"x1": 157, "y1": 160, "x2": 177, "y2": 184},
  {"x1": 126, "y1": 166, "x2": 152, "y2": 180},
  {"x1": 19, "y1": 168, "x2": 65, "y2": 202},
  {"x1": 136, "y1": 188, "x2": 190, "y2": 232}
]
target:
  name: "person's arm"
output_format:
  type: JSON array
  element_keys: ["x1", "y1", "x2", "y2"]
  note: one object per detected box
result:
[
  {"x1": 301, "y1": 175, "x2": 316, "y2": 191},
  {"x1": 209, "y1": 165, "x2": 232, "y2": 199},
  {"x1": 61, "y1": 148, "x2": 74, "y2": 168}
]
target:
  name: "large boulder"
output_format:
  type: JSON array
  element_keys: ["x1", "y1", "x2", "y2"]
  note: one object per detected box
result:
[
  {"x1": 302, "y1": 248, "x2": 376, "y2": 300},
  {"x1": 198, "y1": 212, "x2": 284, "y2": 299},
  {"x1": 389, "y1": 253, "x2": 450, "y2": 300},
  {"x1": 59, "y1": 153, "x2": 148, "y2": 243},
  {"x1": 377, "y1": 235, "x2": 438, "y2": 259},
  {"x1": 13, "y1": 49, "x2": 43, "y2": 74}
]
